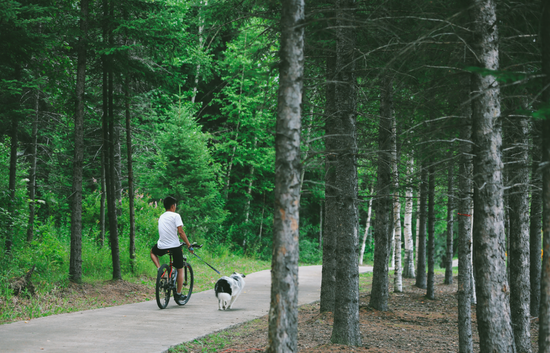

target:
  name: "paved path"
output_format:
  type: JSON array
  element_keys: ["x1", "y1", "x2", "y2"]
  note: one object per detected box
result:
[{"x1": 0, "y1": 265, "x2": 373, "y2": 353}]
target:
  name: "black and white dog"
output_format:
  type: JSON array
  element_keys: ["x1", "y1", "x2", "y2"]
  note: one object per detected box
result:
[{"x1": 214, "y1": 272, "x2": 246, "y2": 310}]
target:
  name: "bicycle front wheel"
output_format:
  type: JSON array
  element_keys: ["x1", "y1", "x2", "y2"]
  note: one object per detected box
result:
[
  {"x1": 156, "y1": 264, "x2": 171, "y2": 309},
  {"x1": 174, "y1": 263, "x2": 193, "y2": 306}
]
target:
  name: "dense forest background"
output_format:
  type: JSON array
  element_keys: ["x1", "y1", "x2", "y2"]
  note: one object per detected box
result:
[{"x1": 0, "y1": 0, "x2": 543, "y2": 297}]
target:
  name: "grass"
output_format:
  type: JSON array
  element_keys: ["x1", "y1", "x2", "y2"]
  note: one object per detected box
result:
[
  {"x1": 169, "y1": 318, "x2": 267, "y2": 353},
  {"x1": 0, "y1": 240, "x2": 271, "y2": 324}
]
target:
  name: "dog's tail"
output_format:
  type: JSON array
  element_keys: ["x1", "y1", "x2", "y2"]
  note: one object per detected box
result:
[{"x1": 218, "y1": 292, "x2": 231, "y2": 310}]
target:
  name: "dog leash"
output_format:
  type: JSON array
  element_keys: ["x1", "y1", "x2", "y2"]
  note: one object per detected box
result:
[{"x1": 191, "y1": 252, "x2": 221, "y2": 274}]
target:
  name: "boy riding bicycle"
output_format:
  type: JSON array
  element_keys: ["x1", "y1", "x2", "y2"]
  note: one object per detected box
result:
[{"x1": 150, "y1": 196, "x2": 194, "y2": 303}]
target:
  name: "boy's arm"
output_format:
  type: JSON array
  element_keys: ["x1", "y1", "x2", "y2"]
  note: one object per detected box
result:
[{"x1": 177, "y1": 226, "x2": 193, "y2": 251}]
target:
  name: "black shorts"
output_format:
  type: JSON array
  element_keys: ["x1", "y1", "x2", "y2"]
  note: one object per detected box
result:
[{"x1": 151, "y1": 244, "x2": 184, "y2": 269}]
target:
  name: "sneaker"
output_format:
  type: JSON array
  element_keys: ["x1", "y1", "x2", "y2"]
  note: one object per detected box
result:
[{"x1": 175, "y1": 293, "x2": 187, "y2": 304}]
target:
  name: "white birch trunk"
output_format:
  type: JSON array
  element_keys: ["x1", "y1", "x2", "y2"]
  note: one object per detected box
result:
[
  {"x1": 415, "y1": 187, "x2": 421, "y2": 270},
  {"x1": 403, "y1": 156, "x2": 415, "y2": 278},
  {"x1": 359, "y1": 194, "x2": 373, "y2": 265}
]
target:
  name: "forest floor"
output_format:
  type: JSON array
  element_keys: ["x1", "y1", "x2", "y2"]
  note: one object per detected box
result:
[
  {"x1": 170, "y1": 273, "x2": 540, "y2": 353},
  {"x1": 3, "y1": 273, "x2": 540, "y2": 352}
]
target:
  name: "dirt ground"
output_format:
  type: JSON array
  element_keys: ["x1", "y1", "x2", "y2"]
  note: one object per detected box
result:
[{"x1": 173, "y1": 274, "x2": 540, "y2": 353}]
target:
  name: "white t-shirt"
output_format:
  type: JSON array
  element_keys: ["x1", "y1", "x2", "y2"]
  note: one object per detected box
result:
[{"x1": 157, "y1": 211, "x2": 184, "y2": 249}]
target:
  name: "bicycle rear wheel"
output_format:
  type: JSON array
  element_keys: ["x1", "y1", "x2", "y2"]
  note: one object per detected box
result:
[
  {"x1": 174, "y1": 263, "x2": 193, "y2": 305},
  {"x1": 156, "y1": 264, "x2": 171, "y2": 309}
]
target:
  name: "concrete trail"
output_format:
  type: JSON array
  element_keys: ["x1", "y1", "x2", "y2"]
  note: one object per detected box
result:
[{"x1": 0, "y1": 265, "x2": 373, "y2": 353}]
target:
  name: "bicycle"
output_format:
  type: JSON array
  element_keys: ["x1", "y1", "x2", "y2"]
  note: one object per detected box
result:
[{"x1": 155, "y1": 242, "x2": 202, "y2": 309}]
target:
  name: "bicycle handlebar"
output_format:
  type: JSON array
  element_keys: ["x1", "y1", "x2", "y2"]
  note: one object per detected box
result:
[{"x1": 182, "y1": 242, "x2": 203, "y2": 249}]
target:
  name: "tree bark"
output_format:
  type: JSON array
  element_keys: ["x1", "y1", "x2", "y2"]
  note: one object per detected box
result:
[
  {"x1": 266, "y1": 0, "x2": 303, "y2": 350},
  {"x1": 539, "y1": 1, "x2": 550, "y2": 351},
  {"x1": 457, "y1": 81, "x2": 474, "y2": 353},
  {"x1": 125, "y1": 74, "x2": 136, "y2": 272},
  {"x1": 330, "y1": 0, "x2": 360, "y2": 345},
  {"x1": 320, "y1": 55, "x2": 337, "y2": 314},
  {"x1": 27, "y1": 87, "x2": 39, "y2": 243},
  {"x1": 508, "y1": 111, "x2": 532, "y2": 352},
  {"x1": 6, "y1": 101, "x2": 19, "y2": 254},
  {"x1": 530, "y1": 121, "x2": 542, "y2": 318},
  {"x1": 392, "y1": 114, "x2": 402, "y2": 293},
  {"x1": 469, "y1": 0, "x2": 515, "y2": 350},
  {"x1": 359, "y1": 189, "x2": 373, "y2": 266},
  {"x1": 69, "y1": 0, "x2": 89, "y2": 284},
  {"x1": 403, "y1": 157, "x2": 415, "y2": 278},
  {"x1": 107, "y1": 68, "x2": 121, "y2": 280},
  {"x1": 103, "y1": 0, "x2": 121, "y2": 280},
  {"x1": 99, "y1": 147, "x2": 106, "y2": 247},
  {"x1": 426, "y1": 163, "x2": 435, "y2": 300},
  {"x1": 445, "y1": 156, "x2": 454, "y2": 285},
  {"x1": 415, "y1": 163, "x2": 428, "y2": 289},
  {"x1": 369, "y1": 76, "x2": 393, "y2": 311}
]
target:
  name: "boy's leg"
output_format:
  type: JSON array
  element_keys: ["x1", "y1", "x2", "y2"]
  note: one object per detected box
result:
[
  {"x1": 176, "y1": 268, "x2": 184, "y2": 294},
  {"x1": 150, "y1": 247, "x2": 160, "y2": 269}
]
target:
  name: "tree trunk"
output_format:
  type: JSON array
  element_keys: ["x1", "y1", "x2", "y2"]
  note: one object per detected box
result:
[
  {"x1": 445, "y1": 156, "x2": 455, "y2": 285},
  {"x1": 507, "y1": 109, "x2": 532, "y2": 352},
  {"x1": 104, "y1": 0, "x2": 121, "y2": 280},
  {"x1": 530, "y1": 121, "x2": 542, "y2": 318},
  {"x1": 415, "y1": 163, "x2": 428, "y2": 289},
  {"x1": 403, "y1": 156, "x2": 415, "y2": 278},
  {"x1": 6, "y1": 102, "x2": 19, "y2": 254},
  {"x1": 320, "y1": 55, "x2": 337, "y2": 314},
  {"x1": 426, "y1": 163, "x2": 435, "y2": 300},
  {"x1": 266, "y1": 0, "x2": 303, "y2": 350},
  {"x1": 108, "y1": 68, "x2": 121, "y2": 280},
  {"x1": 191, "y1": 0, "x2": 207, "y2": 104},
  {"x1": 540, "y1": 114, "x2": 550, "y2": 352},
  {"x1": 391, "y1": 112, "x2": 402, "y2": 292},
  {"x1": 27, "y1": 87, "x2": 39, "y2": 243},
  {"x1": 359, "y1": 190, "x2": 373, "y2": 266},
  {"x1": 369, "y1": 76, "x2": 393, "y2": 312},
  {"x1": 69, "y1": 0, "x2": 89, "y2": 284},
  {"x1": 125, "y1": 74, "x2": 136, "y2": 272},
  {"x1": 457, "y1": 78, "x2": 474, "y2": 353},
  {"x1": 415, "y1": 186, "x2": 421, "y2": 271},
  {"x1": 330, "y1": 0, "x2": 360, "y2": 345},
  {"x1": 99, "y1": 147, "x2": 106, "y2": 247},
  {"x1": 469, "y1": 0, "x2": 515, "y2": 349},
  {"x1": 538, "y1": 1, "x2": 550, "y2": 351},
  {"x1": 319, "y1": 201, "x2": 323, "y2": 250}
]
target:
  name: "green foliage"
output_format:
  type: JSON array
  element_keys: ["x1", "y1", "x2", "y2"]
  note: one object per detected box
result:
[{"x1": 135, "y1": 100, "x2": 227, "y2": 238}]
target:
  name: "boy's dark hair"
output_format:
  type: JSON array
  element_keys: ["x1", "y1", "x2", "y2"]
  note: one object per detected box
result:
[{"x1": 163, "y1": 196, "x2": 177, "y2": 210}]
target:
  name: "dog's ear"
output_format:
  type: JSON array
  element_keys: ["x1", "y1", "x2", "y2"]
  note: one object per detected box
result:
[{"x1": 242, "y1": 273, "x2": 246, "y2": 277}]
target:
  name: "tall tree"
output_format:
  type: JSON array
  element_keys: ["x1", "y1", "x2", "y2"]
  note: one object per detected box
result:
[
  {"x1": 403, "y1": 156, "x2": 415, "y2": 278},
  {"x1": 457, "y1": 80, "x2": 474, "y2": 352},
  {"x1": 320, "y1": 55, "x2": 337, "y2": 313},
  {"x1": 69, "y1": 0, "x2": 90, "y2": 284},
  {"x1": 359, "y1": 188, "x2": 373, "y2": 266},
  {"x1": 508, "y1": 112, "x2": 532, "y2": 352},
  {"x1": 469, "y1": 0, "x2": 515, "y2": 350},
  {"x1": 530, "y1": 121, "x2": 542, "y2": 317},
  {"x1": 369, "y1": 76, "x2": 393, "y2": 312},
  {"x1": 539, "y1": 1, "x2": 550, "y2": 351},
  {"x1": 415, "y1": 163, "x2": 428, "y2": 289},
  {"x1": 426, "y1": 163, "x2": 435, "y2": 300},
  {"x1": 26, "y1": 87, "x2": 39, "y2": 243},
  {"x1": 444, "y1": 156, "x2": 454, "y2": 285},
  {"x1": 266, "y1": 0, "x2": 304, "y2": 350},
  {"x1": 392, "y1": 113, "x2": 402, "y2": 293},
  {"x1": 330, "y1": 0, "x2": 361, "y2": 346},
  {"x1": 125, "y1": 74, "x2": 136, "y2": 271}
]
